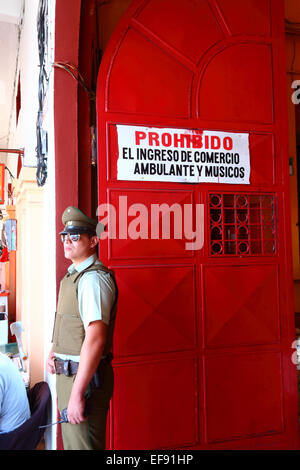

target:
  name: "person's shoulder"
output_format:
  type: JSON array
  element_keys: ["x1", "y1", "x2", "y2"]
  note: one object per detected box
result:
[
  {"x1": 84, "y1": 259, "x2": 111, "y2": 276},
  {"x1": 85, "y1": 267, "x2": 114, "y2": 284},
  {"x1": 0, "y1": 354, "x2": 17, "y2": 377},
  {"x1": 81, "y1": 262, "x2": 116, "y2": 292},
  {"x1": 0, "y1": 353, "x2": 11, "y2": 366},
  {"x1": 81, "y1": 263, "x2": 111, "y2": 281}
]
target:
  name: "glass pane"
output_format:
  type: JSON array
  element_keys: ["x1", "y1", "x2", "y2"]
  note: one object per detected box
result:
[
  {"x1": 249, "y1": 194, "x2": 261, "y2": 208},
  {"x1": 263, "y1": 225, "x2": 274, "y2": 239},
  {"x1": 262, "y1": 195, "x2": 273, "y2": 208},
  {"x1": 224, "y1": 225, "x2": 235, "y2": 240},
  {"x1": 250, "y1": 209, "x2": 261, "y2": 224},
  {"x1": 263, "y1": 240, "x2": 275, "y2": 254},
  {"x1": 262, "y1": 209, "x2": 274, "y2": 223},
  {"x1": 251, "y1": 240, "x2": 262, "y2": 254},
  {"x1": 223, "y1": 194, "x2": 235, "y2": 207},
  {"x1": 225, "y1": 241, "x2": 236, "y2": 254},
  {"x1": 250, "y1": 225, "x2": 261, "y2": 239},
  {"x1": 224, "y1": 209, "x2": 235, "y2": 223}
]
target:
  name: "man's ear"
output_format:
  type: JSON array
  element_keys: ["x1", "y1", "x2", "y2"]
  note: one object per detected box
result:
[{"x1": 90, "y1": 235, "x2": 99, "y2": 249}]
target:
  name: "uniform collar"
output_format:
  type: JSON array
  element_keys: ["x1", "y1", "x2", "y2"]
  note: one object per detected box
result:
[{"x1": 68, "y1": 253, "x2": 98, "y2": 275}]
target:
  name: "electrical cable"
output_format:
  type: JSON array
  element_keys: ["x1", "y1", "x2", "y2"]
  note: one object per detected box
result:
[
  {"x1": 36, "y1": 0, "x2": 49, "y2": 187},
  {"x1": 52, "y1": 62, "x2": 96, "y2": 101}
]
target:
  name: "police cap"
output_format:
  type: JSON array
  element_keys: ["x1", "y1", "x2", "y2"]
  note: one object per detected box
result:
[{"x1": 59, "y1": 206, "x2": 98, "y2": 236}]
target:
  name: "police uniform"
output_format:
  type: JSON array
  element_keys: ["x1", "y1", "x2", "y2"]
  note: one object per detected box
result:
[{"x1": 52, "y1": 207, "x2": 117, "y2": 450}]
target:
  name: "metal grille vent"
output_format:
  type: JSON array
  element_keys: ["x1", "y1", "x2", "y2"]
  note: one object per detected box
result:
[{"x1": 209, "y1": 193, "x2": 276, "y2": 256}]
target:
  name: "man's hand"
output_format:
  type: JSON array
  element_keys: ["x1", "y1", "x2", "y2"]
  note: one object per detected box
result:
[
  {"x1": 46, "y1": 349, "x2": 55, "y2": 374},
  {"x1": 67, "y1": 391, "x2": 88, "y2": 424}
]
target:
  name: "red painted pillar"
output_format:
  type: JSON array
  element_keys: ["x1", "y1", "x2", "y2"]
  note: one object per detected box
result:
[
  {"x1": 54, "y1": 0, "x2": 81, "y2": 284},
  {"x1": 78, "y1": 0, "x2": 96, "y2": 218},
  {"x1": 54, "y1": 0, "x2": 82, "y2": 450}
]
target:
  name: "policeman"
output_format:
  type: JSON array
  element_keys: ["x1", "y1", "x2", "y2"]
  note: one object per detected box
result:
[{"x1": 46, "y1": 206, "x2": 117, "y2": 450}]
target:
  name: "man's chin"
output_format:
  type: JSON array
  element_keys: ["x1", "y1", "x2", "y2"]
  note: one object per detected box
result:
[{"x1": 64, "y1": 250, "x2": 72, "y2": 259}]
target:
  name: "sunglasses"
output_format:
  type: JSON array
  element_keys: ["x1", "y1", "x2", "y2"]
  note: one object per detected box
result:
[{"x1": 60, "y1": 233, "x2": 81, "y2": 243}]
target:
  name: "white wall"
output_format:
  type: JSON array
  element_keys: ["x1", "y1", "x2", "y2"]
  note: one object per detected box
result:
[
  {"x1": 7, "y1": 0, "x2": 57, "y2": 450},
  {"x1": 8, "y1": 0, "x2": 40, "y2": 170},
  {"x1": 0, "y1": 19, "x2": 20, "y2": 156}
]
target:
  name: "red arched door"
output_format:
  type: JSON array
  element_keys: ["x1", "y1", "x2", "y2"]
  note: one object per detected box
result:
[{"x1": 97, "y1": 0, "x2": 299, "y2": 449}]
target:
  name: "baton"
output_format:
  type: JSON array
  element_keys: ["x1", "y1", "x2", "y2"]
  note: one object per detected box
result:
[{"x1": 39, "y1": 408, "x2": 68, "y2": 429}]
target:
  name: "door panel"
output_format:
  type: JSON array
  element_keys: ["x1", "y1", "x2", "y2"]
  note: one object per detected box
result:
[
  {"x1": 204, "y1": 351, "x2": 284, "y2": 442},
  {"x1": 112, "y1": 357, "x2": 199, "y2": 449},
  {"x1": 216, "y1": 0, "x2": 272, "y2": 36},
  {"x1": 198, "y1": 43, "x2": 274, "y2": 123},
  {"x1": 204, "y1": 264, "x2": 280, "y2": 347},
  {"x1": 107, "y1": 189, "x2": 196, "y2": 259},
  {"x1": 249, "y1": 134, "x2": 275, "y2": 186},
  {"x1": 97, "y1": 0, "x2": 298, "y2": 449},
  {"x1": 136, "y1": 0, "x2": 224, "y2": 63},
  {"x1": 113, "y1": 265, "x2": 197, "y2": 357},
  {"x1": 108, "y1": 28, "x2": 194, "y2": 117}
]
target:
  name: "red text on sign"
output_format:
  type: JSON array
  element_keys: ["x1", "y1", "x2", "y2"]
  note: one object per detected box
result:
[{"x1": 135, "y1": 131, "x2": 233, "y2": 150}]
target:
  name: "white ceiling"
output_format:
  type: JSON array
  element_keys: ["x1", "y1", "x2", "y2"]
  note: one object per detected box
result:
[
  {"x1": 0, "y1": 0, "x2": 22, "y2": 24},
  {"x1": 0, "y1": 0, "x2": 22, "y2": 153}
]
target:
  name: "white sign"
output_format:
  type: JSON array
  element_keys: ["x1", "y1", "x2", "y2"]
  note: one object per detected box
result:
[{"x1": 117, "y1": 125, "x2": 250, "y2": 184}]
